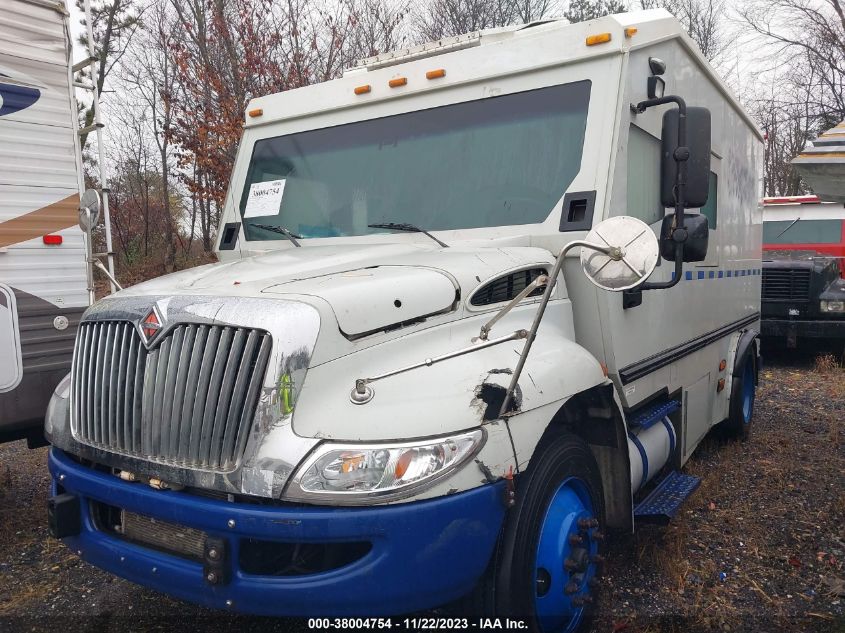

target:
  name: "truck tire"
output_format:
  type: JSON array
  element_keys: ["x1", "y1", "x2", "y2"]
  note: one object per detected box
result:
[
  {"x1": 723, "y1": 352, "x2": 756, "y2": 441},
  {"x1": 493, "y1": 432, "x2": 606, "y2": 633}
]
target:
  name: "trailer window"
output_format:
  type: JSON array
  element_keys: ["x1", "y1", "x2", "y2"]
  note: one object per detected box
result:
[
  {"x1": 763, "y1": 219, "x2": 843, "y2": 244},
  {"x1": 239, "y1": 81, "x2": 591, "y2": 240},
  {"x1": 626, "y1": 125, "x2": 662, "y2": 225}
]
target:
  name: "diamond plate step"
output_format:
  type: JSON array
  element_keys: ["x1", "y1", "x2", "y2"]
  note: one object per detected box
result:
[
  {"x1": 628, "y1": 399, "x2": 680, "y2": 430},
  {"x1": 634, "y1": 470, "x2": 701, "y2": 524}
]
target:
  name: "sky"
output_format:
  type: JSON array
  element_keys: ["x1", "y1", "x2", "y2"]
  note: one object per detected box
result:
[{"x1": 67, "y1": 1, "x2": 86, "y2": 59}]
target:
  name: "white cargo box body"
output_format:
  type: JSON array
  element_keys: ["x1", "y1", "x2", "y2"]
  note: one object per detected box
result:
[{"x1": 0, "y1": 0, "x2": 87, "y2": 435}]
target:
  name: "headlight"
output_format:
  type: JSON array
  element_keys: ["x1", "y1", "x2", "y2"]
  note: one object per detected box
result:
[
  {"x1": 45, "y1": 372, "x2": 72, "y2": 436},
  {"x1": 820, "y1": 300, "x2": 845, "y2": 313},
  {"x1": 286, "y1": 429, "x2": 485, "y2": 503}
]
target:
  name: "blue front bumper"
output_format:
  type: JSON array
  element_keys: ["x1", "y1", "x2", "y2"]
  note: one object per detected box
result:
[{"x1": 49, "y1": 448, "x2": 505, "y2": 616}]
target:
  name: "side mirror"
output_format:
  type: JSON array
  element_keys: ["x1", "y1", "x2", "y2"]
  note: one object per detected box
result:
[
  {"x1": 660, "y1": 107, "x2": 711, "y2": 208},
  {"x1": 660, "y1": 213, "x2": 709, "y2": 262},
  {"x1": 581, "y1": 216, "x2": 660, "y2": 291}
]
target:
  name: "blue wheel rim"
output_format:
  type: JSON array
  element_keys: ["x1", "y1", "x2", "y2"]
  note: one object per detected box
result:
[
  {"x1": 534, "y1": 477, "x2": 599, "y2": 633},
  {"x1": 741, "y1": 359, "x2": 755, "y2": 424}
]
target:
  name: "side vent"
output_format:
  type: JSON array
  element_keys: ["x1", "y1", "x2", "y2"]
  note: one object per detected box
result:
[{"x1": 471, "y1": 268, "x2": 547, "y2": 306}]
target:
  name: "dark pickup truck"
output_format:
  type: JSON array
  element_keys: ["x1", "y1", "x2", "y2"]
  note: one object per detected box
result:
[{"x1": 762, "y1": 251, "x2": 845, "y2": 347}]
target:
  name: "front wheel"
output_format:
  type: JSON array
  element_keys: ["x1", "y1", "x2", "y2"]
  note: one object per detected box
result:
[{"x1": 495, "y1": 433, "x2": 605, "y2": 633}]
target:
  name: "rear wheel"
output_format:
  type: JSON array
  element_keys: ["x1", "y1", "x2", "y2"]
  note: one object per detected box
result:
[
  {"x1": 495, "y1": 433, "x2": 605, "y2": 633},
  {"x1": 723, "y1": 351, "x2": 756, "y2": 440}
]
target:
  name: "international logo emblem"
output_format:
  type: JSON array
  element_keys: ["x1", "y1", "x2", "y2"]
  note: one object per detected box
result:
[{"x1": 140, "y1": 308, "x2": 162, "y2": 344}]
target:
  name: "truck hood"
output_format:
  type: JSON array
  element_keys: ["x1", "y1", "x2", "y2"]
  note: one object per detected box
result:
[
  {"x1": 126, "y1": 243, "x2": 550, "y2": 294},
  {"x1": 763, "y1": 249, "x2": 836, "y2": 264},
  {"x1": 118, "y1": 243, "x2": 555, "y2": 339}
]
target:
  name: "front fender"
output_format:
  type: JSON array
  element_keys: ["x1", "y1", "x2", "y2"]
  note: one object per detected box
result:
[{"x1": 292, "y1": 300, "x2": 603, "y2": 441}]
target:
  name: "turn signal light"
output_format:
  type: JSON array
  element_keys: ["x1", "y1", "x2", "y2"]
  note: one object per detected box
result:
[
  {"x1": 43, "y1": 234, "x2": 63, "y2": 245},
  {"x1": 586, "y1": 33, "x2": 612, "y2": 46}
]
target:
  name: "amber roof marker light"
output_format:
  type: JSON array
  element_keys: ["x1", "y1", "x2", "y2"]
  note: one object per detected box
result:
[
  {"x1": 625, "y1": 27, "x2": 638, "y2": 38},
  {"x1": 248, "y1": 108, "x2": 263, "y2": 118},
  {"x1": 354, "y1": 84, "x2": 372, "y2": 95},
  {"x1": 388, "y1": 77, "x2": 408, "y2": 88},
  {"x1": 586, "y1": 32, "x2": 612, "y2": 46},
  {"x1": 426, "y1": 69, "x2": 446, "y2": 80}
]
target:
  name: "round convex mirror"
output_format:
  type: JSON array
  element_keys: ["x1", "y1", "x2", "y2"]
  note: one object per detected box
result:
[
  {"x1": 580, "y1": 216, "x2": 659, "y2": 291},
  {"x1": 78, "y1": 189, "x2": 101, "y2": 231}
]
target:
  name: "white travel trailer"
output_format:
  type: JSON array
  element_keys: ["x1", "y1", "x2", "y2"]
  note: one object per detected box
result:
[
  {"x1": 46, "y1": 10, "x2": 762, "y2": 632},
  {"x1": 0, "y1": 0, "x2": 89, "y2": 443}
]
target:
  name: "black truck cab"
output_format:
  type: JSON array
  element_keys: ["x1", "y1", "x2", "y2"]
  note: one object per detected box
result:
[{"x1": 761, "y1": 196, "x2": 845, "y2": 349}]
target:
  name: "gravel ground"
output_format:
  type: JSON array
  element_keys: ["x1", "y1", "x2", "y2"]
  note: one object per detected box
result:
[
  {"x1": 591, "y1": 346, "x2": 845, "y2": 633},
  {"x1": 0, "y1": 348, "x2": 842, "y2": 633}
]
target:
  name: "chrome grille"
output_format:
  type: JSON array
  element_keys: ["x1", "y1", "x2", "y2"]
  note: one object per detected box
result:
[
  {"x1": 762, "y1": 268, "x2": 812, "y2": 302},
  {"x1": 71, "y1": 321, "x2": 272, "y2": 472}
]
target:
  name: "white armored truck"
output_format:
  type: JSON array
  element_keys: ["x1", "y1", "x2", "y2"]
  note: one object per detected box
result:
[{"x1": 46, "y1": 10, "x2": 762, "y2": 632}]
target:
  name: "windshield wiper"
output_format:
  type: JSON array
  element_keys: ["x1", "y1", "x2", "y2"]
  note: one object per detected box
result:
[
  {"x1": 252, "y1": 223, "x2": 302, "y2": 247},
  {"x1": 367, "y1": 222, "x2": 449, "y2": 248},
  {"x1": 775, "y1": 217, "x2": 800, "y2": 240}
]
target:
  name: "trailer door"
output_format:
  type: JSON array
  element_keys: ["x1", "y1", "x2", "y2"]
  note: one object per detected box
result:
[{"x1": 0, "y1": 284, "x2": 22, "y2": 392}]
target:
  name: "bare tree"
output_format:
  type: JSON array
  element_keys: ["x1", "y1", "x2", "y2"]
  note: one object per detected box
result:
[
  {"x1": 751, "y1": 87, "x2": 813, "y2": 196},
  {"x1": 513, "y1": 0, "x2": 556, "y2": 23},
  {"x1": 76, "y1": 0, "x2": 143, "y2": 150},
  {"x1": 348, "y1": 0, "x2": 410, "y2": 59},
  {"x1": 414, "y1": 0, "x2": 556, "y2": 42},
  {"x1": 740, "y1": 0, "x2": 845, "y2": 121},
  {"x1": 564, "y1": 0, "x2": 626, "y2": 23},
  {"x1": 639, "y1": 0, "x2": 725, "y2": 60},
  {"x1": 122, "y1": 1, "x2": 179, "y2": 270},
  {"x1": 739, "y1": 0, "x2": 845, "y2": 194}
]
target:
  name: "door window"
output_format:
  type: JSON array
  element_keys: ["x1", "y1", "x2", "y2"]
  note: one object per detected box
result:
[{"x1": 626, "y1": 124, "x2": 663, "y2": 225}]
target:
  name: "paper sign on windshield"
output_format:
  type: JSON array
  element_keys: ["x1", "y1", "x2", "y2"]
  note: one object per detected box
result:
[{"x1": 244, "y1": 180, "x2": 286, "y2": 218}]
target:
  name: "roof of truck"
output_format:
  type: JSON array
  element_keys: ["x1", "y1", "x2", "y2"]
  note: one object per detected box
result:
[{"x1": 245, "y1": 9, "x2": 761, "y2": 140}]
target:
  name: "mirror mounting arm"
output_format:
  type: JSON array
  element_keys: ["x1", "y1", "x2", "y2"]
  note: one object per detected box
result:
[
  {"x1": 477, "y1": 274, "x2": 549, "y2": 341},
  {"x1": 498, "y1": 240, "x2": 617, "y2": 418},
  {"x1": 632, "y1": 94, "x2": 689, "y2": 292}
]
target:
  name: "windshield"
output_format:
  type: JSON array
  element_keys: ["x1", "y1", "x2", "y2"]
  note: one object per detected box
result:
[
  {"x1": 239, "y1": 81, "x2": 591, "y2": 241},
  {"x1": 763, "y1": 219, "x2": 844, "y2": 245}
]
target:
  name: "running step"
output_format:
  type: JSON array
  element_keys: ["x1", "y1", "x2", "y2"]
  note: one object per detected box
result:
[
  {"x1": 628, "y1": 399, "x2": 680, "y2": 430},
  {"x1": 634, "y1": 470, "x2": 701, "y2": 524}
]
